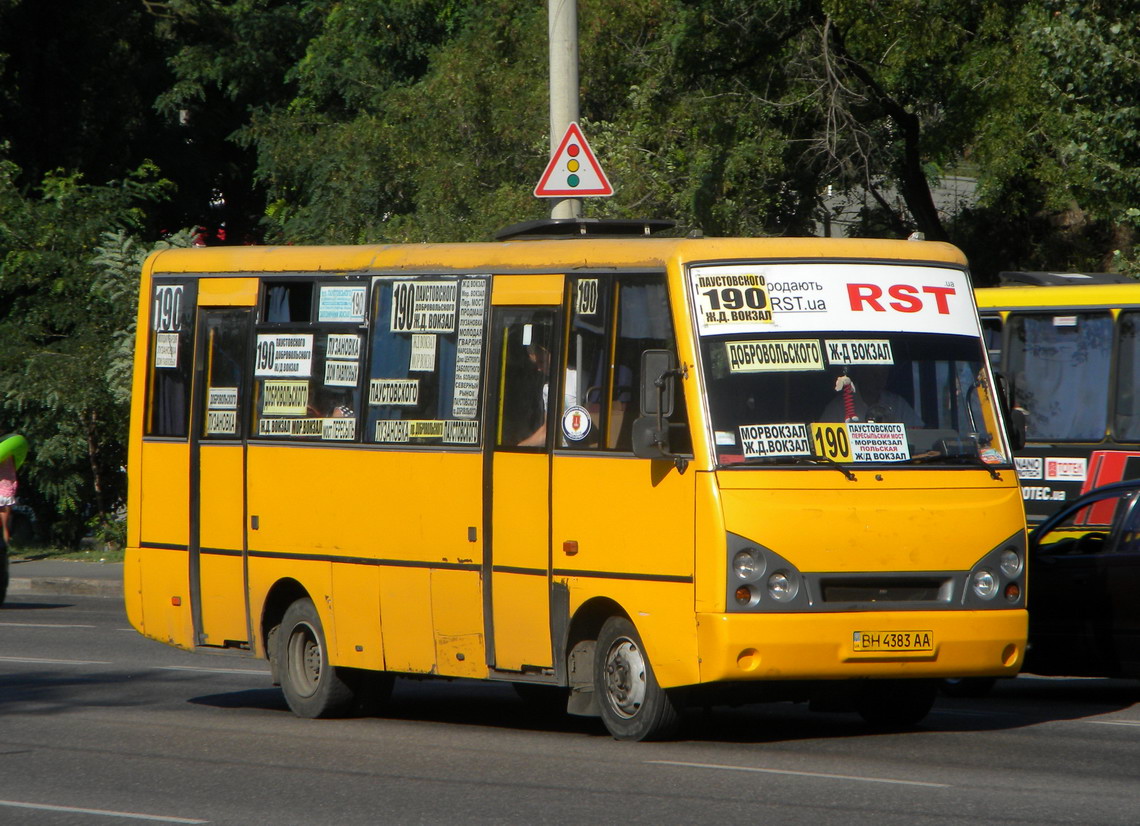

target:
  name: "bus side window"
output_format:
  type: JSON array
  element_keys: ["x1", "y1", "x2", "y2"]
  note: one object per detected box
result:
[
  {"x1": 980, "y1": 316, "x2": 1003, "y2": 366},
  {"x1": 1006, "y1": 312, "x2": 1112, "y2": 442},
  {"x1": 1115, "y1": 312, "x2": 1140, "y2": 442},
  {"x1": 200, "y1": 310, "x2": 249, "y2": 440},
  {"x1": 497, "y1": 314, "x2": 556, "y2": 448},
  {"x1": 262, "y1": 281, "x2": 313, "y2": 324},
  {"x1": 365, "y1": 275, "x2": 488, "y2": 447},
  {"x1": 251, "y1": 278, "x2": 367, "y2": 443},
  {"x1": 560, "y1": 277, "x2": 611, "y2": 448},
  {"x1": 611, "y1": 278, "x2": 690, "y2": 453},
  {"x1": 559, "y1": 275, "x2": 689, "y2": 454},
  {"x1": 145, "y1": 280, "x2": 197, "y2": 438}
]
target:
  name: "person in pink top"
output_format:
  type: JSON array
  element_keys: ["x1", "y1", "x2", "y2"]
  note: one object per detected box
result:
[{"x1": 0, "y1": 455, "x2": 17, "y2": 545}]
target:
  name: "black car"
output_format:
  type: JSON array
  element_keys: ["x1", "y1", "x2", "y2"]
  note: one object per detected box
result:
[
  {"x1": 943, "y1": 480, "x2": 1140, "y2": 696},
  {"x1": 1022, "y1": 479, "x2": 1140, "y2": 679}
]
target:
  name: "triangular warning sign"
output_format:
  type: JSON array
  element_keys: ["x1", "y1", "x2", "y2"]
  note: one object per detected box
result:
[{"x1": 534, "y1": 122, "x2": 613, "y2": 198}]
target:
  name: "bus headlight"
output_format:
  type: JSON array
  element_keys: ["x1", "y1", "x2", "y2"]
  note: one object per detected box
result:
[
  {"x1": 732, "y1": 550, "x2": 764, "y2": 581},
  {"x1": 999, "y1": 548, "x2": 1023, "y2": 578},
  {"x1": 971, "y1": 569, "x2": 998, "y2": 600},
  {"x1": 768, "y1": 571, "x2": 800, "y2": 602}
]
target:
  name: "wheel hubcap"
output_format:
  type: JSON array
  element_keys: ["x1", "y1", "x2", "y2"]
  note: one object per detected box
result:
[
  {"x1": 604, "y1": 636, "x2": 647, "y2": 718},
  {"x1": 286, "y1": 622, "x2": 321, "y2": 699}
]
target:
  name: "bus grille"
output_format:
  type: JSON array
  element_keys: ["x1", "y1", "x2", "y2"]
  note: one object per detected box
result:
[{"x1": 820, "y1": 577, "x2": 950, "y2": 604}]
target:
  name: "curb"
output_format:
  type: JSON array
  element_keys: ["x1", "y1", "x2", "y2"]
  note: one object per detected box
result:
[{"x1": 7, "y1": 576, "x2": 122, "y2": 598}]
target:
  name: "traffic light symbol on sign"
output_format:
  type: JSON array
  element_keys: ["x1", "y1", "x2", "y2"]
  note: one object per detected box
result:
[{"x1": 534, "y1": 122, "x2": 613, "y2": 198}]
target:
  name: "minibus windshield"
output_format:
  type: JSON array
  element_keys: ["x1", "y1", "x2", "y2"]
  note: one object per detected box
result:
[
  {"x1": 700, "y1": 330, "x2": 1006, "y2": 467},
  {"x1": 688, "y1": 262, "x2": 1010, "y2": 469}
]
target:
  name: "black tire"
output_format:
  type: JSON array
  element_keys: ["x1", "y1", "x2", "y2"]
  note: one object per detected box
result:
[
  {"x1": 278, "y1": 597, "x2": 366, "y2": 718},
  {"x1": 594, "y1": 616, "x2": 682, "y2": 741},
  {"x1": 939, "y1": 677, "x2": 997, "y2": 698},
  {"x1": 0, "y1": 546, "x2": 8, "y2": 607},
  {"x1": 856, "y1": 679, "x2": 938, "y2": 728}
]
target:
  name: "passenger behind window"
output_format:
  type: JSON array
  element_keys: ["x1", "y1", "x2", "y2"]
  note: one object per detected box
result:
[{"x1": 517, "y1": 341, "x2": 551, "y2": 446}]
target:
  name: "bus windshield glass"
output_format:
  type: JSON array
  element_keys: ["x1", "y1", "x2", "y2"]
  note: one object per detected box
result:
[
  {"x1": 1005, "y1": 312, "x2": 1113, "y2": 442},
  {"x1": 689, "y1": 262, "x2": 1010, "y2": 468}
]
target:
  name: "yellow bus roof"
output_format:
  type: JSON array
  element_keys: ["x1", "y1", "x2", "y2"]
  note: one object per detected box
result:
[
  {"x1": 144, "y1": 236, "x2": 968, "y2": 277},
  {"x1": 975, "y1": 282, "x2": 1140, "y2": 311}
]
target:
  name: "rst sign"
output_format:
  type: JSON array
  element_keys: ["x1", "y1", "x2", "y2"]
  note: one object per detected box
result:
[
  {"x1": 690, "y1": 263, "x2": 978, "y2": 337},
  {"x1": 846, "y1": 283, "x2": 957, "y2": 315}
]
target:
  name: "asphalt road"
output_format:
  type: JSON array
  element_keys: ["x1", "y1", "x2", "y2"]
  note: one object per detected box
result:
[{"x1": 2, "y1": 591, "x2": 1139, "y2": 825}]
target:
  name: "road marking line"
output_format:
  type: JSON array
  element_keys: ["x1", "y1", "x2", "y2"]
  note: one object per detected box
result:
[
  {"x1": 0, "y1": 799, "x2": 208, "y2": 823},
  {"x1": 0, "y1": 622, "x2": 97, "y2": 628},
  {"x1": 155, "y1": 665, "x2": 269, "y2": 675},
  {"x1": 1087, "y1": 719, "x2": 1140, "y2": 728},
  {"x1": 0, "y1": 655, "x2": 112, "y2": 665},
  {"x1": 648, "y1": 760, "x2": 950, "y2": 787}
]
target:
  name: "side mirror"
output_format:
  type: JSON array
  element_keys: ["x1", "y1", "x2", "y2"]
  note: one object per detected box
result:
[
  {"x1": 632, "y1": 415, "x2": 670, "y2": 460},
  {"x1": 633, "y1": 350, "x2": 687, "y2": 472}
]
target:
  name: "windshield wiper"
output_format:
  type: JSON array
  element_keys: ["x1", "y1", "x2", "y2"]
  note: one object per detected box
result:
[
  {"x1": 792, "y1": 455, "x2": 858, "y2": 481},
  {"x1": 905, "y1": 451, "x2": 1002, "y2": 479},
  {"x1": 735, "y1": 454, "x2": 857, "y2": 481}
]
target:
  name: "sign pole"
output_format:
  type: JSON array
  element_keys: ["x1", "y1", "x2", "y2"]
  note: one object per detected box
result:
[{"x1": 548, "y1": 0, "x2": 580, "y2": 220}]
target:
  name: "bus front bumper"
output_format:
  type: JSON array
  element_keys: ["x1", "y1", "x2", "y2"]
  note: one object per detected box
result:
[{"x1": 695, "y1": 609, "x2": 1027, "y2": 684}]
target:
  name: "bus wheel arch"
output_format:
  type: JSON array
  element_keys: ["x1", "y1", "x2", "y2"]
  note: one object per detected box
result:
[
  {"x1": 261, "y1": 578, "x2": 309, "y2": 683},
  {"x1": 565, "y1": 600, "x2": 683, "y2": 741},
  {"x1": 276, "y1": 595, "x2": 361, "y2": 718},
  {"x1": 594, "y1": 615, "x2": 683, "y2": 741},
  {"x1": 564, "y1": 598, "x2": 623, "y2": 717}
]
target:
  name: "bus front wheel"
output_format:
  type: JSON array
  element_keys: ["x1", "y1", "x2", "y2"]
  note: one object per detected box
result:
[
  {"x1": 278, "y1": 597, "x2": 361, "y2": 719},
  {"x1": 594, "y1": 616, "x2": 682, "y2": 741}
]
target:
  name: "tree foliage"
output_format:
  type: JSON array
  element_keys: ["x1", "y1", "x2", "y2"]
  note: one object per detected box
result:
[{"x1": 0, "y1": 160, "x2": 178, "y2": 543}]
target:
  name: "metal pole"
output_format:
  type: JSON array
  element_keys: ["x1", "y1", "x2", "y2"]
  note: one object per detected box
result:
[{"x1": 548, "y1": 0, "x2": 580, "y2": 219}]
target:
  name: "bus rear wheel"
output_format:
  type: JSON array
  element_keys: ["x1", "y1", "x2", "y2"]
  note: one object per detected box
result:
[
  {"x1": 279, "y1": 597, "x2": 365, "y2": 718},
  {"x1": 594, "y1": 616, "x2": 682, "y2": 741}
]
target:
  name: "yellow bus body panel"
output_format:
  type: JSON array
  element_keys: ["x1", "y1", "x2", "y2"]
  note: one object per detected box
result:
[
  {"x1": 492, "y1": 453, "x2": 551, "y2": 670},
  {"x1": 197, "y1": 276, "x2": 258, "y2": 307},
  {"x1": 552, "y1": 453, "x2": 700, "y2": 687},
  {"x1": 136, "y1": 441, "x2": 191, "y2": 549},
  {"x1": 430, "y1": 569, "x2": 487, "y2": 679},
  {"x1": 717, "y1": 469, "x2": 1024, "y2": 574},
  {"x1": 329, "y1": 562, "x2": 384, "y2": 670},
  {"x1": 243, "y1": 445, "x2": 483, "y2": 672},
  {"x1": 491, "y1": 273, "x2": 564, "y2": 305},
  {"x1": 377, "y1": 567, "x2": 435, "y2": 673},
  {"x1": 126, "y1": 546, "x2": 195, "y2": 649},
  {"x1": 697, "y1": 609, "x2": 1026, "y2": 682},
  {"x1": 197, "y1": 447, "x2": 248, "y2": 642}
]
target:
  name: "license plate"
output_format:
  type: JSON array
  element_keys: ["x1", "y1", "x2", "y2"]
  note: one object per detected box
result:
[{"x1": 852, "y1": 630, "x2": 934, "y2": 653}]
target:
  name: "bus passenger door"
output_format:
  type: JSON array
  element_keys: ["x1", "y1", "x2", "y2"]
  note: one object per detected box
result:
[
  {"x1": 189, "y1": 302, "x2": 254, "y2": 647},
  {"x1": 485, "y1": 304, "x2": 560, "y2": 672}
]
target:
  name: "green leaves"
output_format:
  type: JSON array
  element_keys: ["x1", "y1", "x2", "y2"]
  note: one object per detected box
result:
[{"x1": 0, "y1": 160, "x2": 178, "y2": 544}]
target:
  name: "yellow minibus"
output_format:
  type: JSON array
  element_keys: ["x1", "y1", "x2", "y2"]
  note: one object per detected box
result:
[
  {"x1": 976, "y1": 271, "x2": 1140, "y2": 523},
  {"x1": 125, "y1": 220, "x2": 1027, "y2": 740}
]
